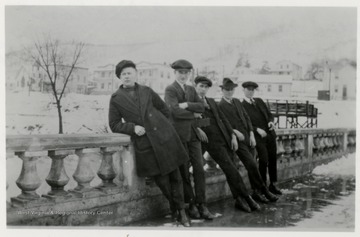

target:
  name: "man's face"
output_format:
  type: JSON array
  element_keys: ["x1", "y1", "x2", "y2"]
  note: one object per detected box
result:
[
  {"x1": 243, "y1": 87, "x2": 256, "y2": 98},
  {"x1": 120, "y1": 67, "x2": 137, "y2": 87},
  {"x1": 195, "y1": 82, "x2": 210, "y2": 98},
  {"x1": 222, "y1": 87, "x2": 235, "y2": 100},
  {"x1": 174, "y1": 69, "x2": 191, "y2": 85}
]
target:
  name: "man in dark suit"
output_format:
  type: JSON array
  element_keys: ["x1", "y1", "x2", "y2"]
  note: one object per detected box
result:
[
  {"x1": 109, "y1": 60, "x2": 190, "y2": 227},
  {"x1": 194, "y1": 76, "x2": 260, "y2": 213},
  {"x1": 218, "y1": 78, "x2": 279, "y2": 203},
  {"x1": 164, "y1": 59, "x2": 215, "y2": 220},
  {"x1": 241, "y1": 81, "x2": 282, "y2": 195}
]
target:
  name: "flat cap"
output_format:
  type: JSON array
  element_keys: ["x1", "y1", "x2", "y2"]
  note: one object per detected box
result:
[
  {"x1": 171, "y1": 59, "x2": 193, "y2": 70},
  {"x1": 194, "y1": 76, "x2": 212, "y2": 87},
  {"x1": 242, "y1": 81, "x2": 258, "y2": 89},
  {"x1": 219, "y1": 78, "x2": 238, "y2": 89},
  {"x1": 115, "y1": 60, "x2": 136, "y2": 78}
]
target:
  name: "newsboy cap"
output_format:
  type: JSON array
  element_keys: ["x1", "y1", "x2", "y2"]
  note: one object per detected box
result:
[
  {"x1": 220, "y1": 78, "x2": 238, "y2": 89},
  {"x1": 115, "y1": 60, "x2": 136, "y2": 78},
  {"x1": 242, "y1": 81, "x2": 259, "y2": 89},
  {"x1": 194, "y1": 76, "x2": 212, "y2": 87},
  {"x1": 171, "y1": 59, "x2": 193, "y2": 70}
]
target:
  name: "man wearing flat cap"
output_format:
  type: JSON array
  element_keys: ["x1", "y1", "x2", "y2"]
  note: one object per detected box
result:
[
  {"x1": 109, "y1": 60, "x2": 191, "y2": 227},
  {"x1": 218, "y1": 78, "x2": 279, "y2": 204},
  {"x1": 194, "y1": 76, "x2": 261, "y2": 213},
  {"x1": 241, "y1": 81, "x2": 282, "y2": 195},
  {"x1": 164, "y1": 59, "x2": 215, "y2": 220}
]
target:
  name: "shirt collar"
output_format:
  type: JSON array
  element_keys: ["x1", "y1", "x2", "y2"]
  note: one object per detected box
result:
[
  {"x1": 244, "y1": 97, "x2": 252, "y2": 103},
  {"x1": 222, "y1": 96, "x2": 233, "y2": 104},
  {"x1": 175, "y1": 80, "x2": 186, "y2": 90}
]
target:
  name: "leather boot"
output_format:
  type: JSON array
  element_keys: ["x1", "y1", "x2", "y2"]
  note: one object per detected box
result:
[
  {"x1": 269, "y1": 183, "x2": 282, "y2": 195},
  {"x1": 188, "y1": 203, "x2": 201, "y2": 219},
  {"x1": 235, "y1": 196, "x2": 252, "y2": 213},
  {"x1": 198, "y1": 203, "x2": 215, "y2": 220},
  {"x1": 252, "y1": 190, "x2": 269, "y2": 203},
  {"x1": 178, "y1": 209, "x2": 191, "y2": 227},
  {"x1": 262, "y1": 188, "x2": 279, "y2": 202},
  {"x1": 244, "y1": 195, "x2": 261, "y2": 211}
]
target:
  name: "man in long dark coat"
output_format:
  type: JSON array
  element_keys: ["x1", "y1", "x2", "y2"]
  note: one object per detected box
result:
[
  {"x1": 164, "y1": 59, "x2": 214, "y2": 220},
  {"x1": 193, "y1": 76, "x2": 261, "y2": 212},
  {"x1": 109, "y1": 60, "x2": 190, "y2": 227},
  {"x1": 218, "y1": 78, "x2": 279, "y2": 203},
  {"x1": 241, "y1": 81, "x2": 282, "y2": 195}
]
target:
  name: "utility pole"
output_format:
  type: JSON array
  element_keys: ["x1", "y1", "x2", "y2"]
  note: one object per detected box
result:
[{"x1": 326, "y1": 61, "x2": 332, "y2": 100}]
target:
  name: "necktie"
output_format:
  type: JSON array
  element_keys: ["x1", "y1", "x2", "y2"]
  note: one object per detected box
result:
[{"x1": 202, "y1": 97, "x2": 210, "y2": 109}]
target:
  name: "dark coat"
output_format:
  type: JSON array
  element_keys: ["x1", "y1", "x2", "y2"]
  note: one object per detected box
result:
[
  {"x1": 109, "y1": 83, "x2": 187, "y2": 177},
  {"x1": 204, "y1": 97, "x2": 234, "y2": 149},
  {"x1": 164, "y1": 81, "x2": 205, "y2": 142},
  {"x1": 218, "y1": 98, "x2": 254, "y2": 146},
  {"x1": 242, "y1": 98, "x2": 276, "y2": 137}
]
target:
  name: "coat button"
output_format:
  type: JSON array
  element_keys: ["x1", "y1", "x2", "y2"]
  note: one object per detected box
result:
[
  {"x1": 153, "y1": 127, "x2": 157, "y2": 131},
  {"x1": 149, "y1": 113, "x2": 152, "y2": 117}
]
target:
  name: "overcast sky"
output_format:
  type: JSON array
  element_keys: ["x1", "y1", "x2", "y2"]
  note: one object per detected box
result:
[{"x1": 5, "y1": 6, "x2": 357, "y2": 67}]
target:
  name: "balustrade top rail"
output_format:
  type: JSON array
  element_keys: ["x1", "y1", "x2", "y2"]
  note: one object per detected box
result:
[
  {"x1": 6, "y1": 128, "x2": 354, "y2": 153},
  {"x1": 6, "y1": 133, "x2": 131, "y2": 152}
]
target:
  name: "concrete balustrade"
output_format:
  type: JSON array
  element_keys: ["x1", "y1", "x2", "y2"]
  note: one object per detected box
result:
[{"x1": 6, "y1": 128, "x2": 355, "y2": 226}]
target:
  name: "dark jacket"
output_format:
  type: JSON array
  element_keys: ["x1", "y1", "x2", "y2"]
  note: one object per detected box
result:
[
  {"x1": 109, "y1": 83, "x2": 187, "y2": 177},
  {"x1": 242, "y1": 97, "x2": 276, "y2": 137},
  {"x1": 204, "y1": 97, "x2": 234, "y2": 149},
  {"x1": 164, "y1": 81, "x2": 205, "y2": 142},
  {"x1": 218, "y1": 97, "x2": 254, "y2": 146}
]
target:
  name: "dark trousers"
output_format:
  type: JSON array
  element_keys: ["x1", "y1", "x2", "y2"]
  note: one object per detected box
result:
[
  {"x1": 154, "y1": 168, "x2": 184, "y2": 211},
  {"x1": 178, "y1": 140, "x2": 206, "y2": 204},
  {"x1": 203, "y1": 143, "x2": 250, "y2": 199},
  {"x1": 255, "y1": 134, "x2": 278, "y2": 184},
  {"x1": 235, "y1": 142, "x2": 266, "y2": 192}
]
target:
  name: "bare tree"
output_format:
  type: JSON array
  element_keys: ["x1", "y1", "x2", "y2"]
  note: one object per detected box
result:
[{"x1": 27, "y1": 35, "x2": 85, "y2": 134}]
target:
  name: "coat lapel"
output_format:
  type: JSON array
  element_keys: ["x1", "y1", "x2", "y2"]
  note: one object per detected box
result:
[
  {"x1": 174, "y1": 81, "x2": 186, "y2": 101},
  {"x1": 114, "y1": 86, "x2": 139, "y2": 116},
  {"x1": 137, "y1": 85, "x2": 150, "y2": 119},
  {"x1": 233, "y1": 99, "x2": 247, "y2": 129}
]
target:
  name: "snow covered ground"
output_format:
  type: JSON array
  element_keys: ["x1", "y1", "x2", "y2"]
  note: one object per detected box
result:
[
  {"x1": 288, "y1": 153, "x2": 356, "y2": 230},
  {"x1": 5, "y1": 91, "x2": 356, "y2": 135}
]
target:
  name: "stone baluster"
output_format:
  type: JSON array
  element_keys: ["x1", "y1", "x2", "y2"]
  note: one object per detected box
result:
[
  {"x1": 44, "y1": 150, "x2": 71, "y2": 198},
  {"x1": 276, "y1": 137, "x2": 285, "y2": 157},
  {"x1": 332, "y1": 133, "x2": 340, "y2": 153},
  {"x1": 72, "y1": 148, "x2": 95, "y2": 192},
  {"x1": 11, "y1": 152, "x2": 42, "y2": 205},
  {"x1": 97, "y1": 147, "x2": 118, "y2": 189},
  {"x1": 318, "y1": 135, "x2": 326, "y2": 155},
  {"x1": 312, "y1": 135, "x2": 320, "y2": 158},
  {"x1": 204, "y1": 151, "x2": 219, "y2": 172},
  {"x1": 327, "y1": 134, "x2": 334, "y2": 153},
  {"x1": 283, "y1": 135, "x2": 293, "y2": 159},
  {"x1": 295, "y1": 135, "x2": 305, "y2": 158}
]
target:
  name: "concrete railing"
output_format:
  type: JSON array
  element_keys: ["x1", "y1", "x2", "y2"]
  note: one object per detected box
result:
[{"x1": 6, "y1": 128, "x2": 356, "y2": 226}]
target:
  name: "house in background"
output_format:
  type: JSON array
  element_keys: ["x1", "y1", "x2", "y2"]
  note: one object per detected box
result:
[
  {"x1": 31, "y1": 64, "x2": 89, "y2": 94},
  {"x1": 226, "y1": 74, "x2": 293, "y2": 99},
  {"x1": 271, "y1": 60, "x2": 303, "y2": 80}
]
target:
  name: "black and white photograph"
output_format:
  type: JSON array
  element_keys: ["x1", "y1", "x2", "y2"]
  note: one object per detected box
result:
[{"x1": 2, "y1": 0, "x2": 358, "y2": 236}]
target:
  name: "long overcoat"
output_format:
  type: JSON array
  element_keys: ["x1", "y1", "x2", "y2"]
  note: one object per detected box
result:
[{"x1": 109, "y1": 84, "x2": 187, "y2": 177}]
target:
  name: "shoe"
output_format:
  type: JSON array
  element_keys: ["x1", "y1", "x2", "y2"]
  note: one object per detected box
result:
[
  {"x1": 171, "y1": 210, "x2": 178, "y2": 222},
  {"x1": 252, "y1": 190, "x2": 269, "y2": 203},
  {"x1": 235, "y1": 196, "x2": 252, "y2": 213},
  {"x1": 198, "y1": 203, "x2": 215, "y2": 220},
  {"x1": 178, "y1": 209, "x2": 191, "y2": 227},
  {"x1": 188, "y1": 203, "x2": 201, "y2": 219},
  {"x1": 262, "y1": 188, "x2": 279, "y2": 202},
  {"x1": 269, "y1": 183, "x2": 282, "y2": 195},
  {"x1": 244, "y1": 195, "x2": 261, "y2": 211}
]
